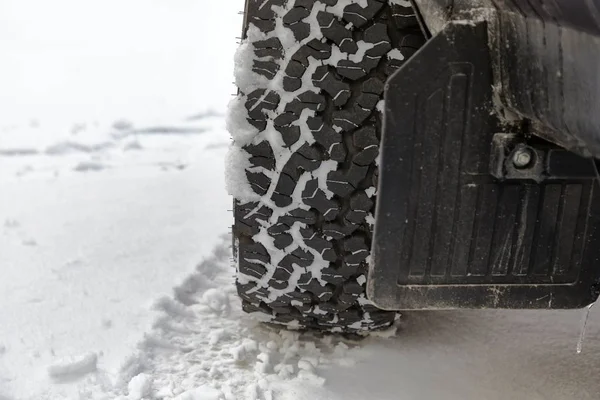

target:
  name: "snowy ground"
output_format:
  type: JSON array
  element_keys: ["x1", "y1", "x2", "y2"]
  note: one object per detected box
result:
[
  {"x1": 0, "y1": 116, "x2": 233, "y2": 399},
  {"x1": 2, "y1": 0, "x2": 600, "y2": 399},
  {"x1": 2, "y1": 114, "x2": 600, "y2": 400}
]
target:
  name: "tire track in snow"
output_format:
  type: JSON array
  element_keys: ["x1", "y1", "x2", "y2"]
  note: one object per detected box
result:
[{"x1": 99, "y1": 235, "x2": 384, "y2": 400}]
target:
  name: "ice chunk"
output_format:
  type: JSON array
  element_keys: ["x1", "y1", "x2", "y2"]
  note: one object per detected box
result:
[
  {"x1": 226, "y1": 96, "x2": 259, "y2": 146},
  {"x1": 202, "y1": 288, "x2": 231, "y2": 315},
  {"x1": 224, "y1": 145, "x2": 260, "y2": 202},
  {"x1": 577, "y1": 302, "x2": 596, "y2": 354},
  {"x1": 173, "y1": 386, "x2": 222, "y2": 400},
  {"x1": 127, "y1": 373, "x2": 152, "y2": 400},
  {"x1": 387, "y1": 49, "x2": 405, "y2": 61},
  {"x1": 233, "y1": 34, "x2": 267, "y2": 94}
]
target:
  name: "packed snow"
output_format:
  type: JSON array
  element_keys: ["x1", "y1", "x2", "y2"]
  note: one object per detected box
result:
[{"x1": 1, "y1": 1, "x2": 600, "y2": 400}]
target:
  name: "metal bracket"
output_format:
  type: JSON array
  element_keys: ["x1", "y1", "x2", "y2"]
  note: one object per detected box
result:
[{"x1": 490, "y1": 133, "x2": 597, "y2": 183}]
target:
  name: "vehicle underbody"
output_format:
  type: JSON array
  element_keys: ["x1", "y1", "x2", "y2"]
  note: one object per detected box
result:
[{"x1": 369, "y1": 0, "x2": 600, "y2": 310}]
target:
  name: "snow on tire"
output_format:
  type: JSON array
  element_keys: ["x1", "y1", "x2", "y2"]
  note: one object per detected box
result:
[{"x1": 227, "y1": 0, "x2": 425, "y2": 332}]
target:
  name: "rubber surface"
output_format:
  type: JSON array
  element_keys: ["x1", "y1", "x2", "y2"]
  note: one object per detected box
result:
[
  {"x1": 232, "y1": 0, "x2": 425, "y2": 332},
  {"x1": 369, "y1": 20, "x2": 600, "y2": 311}
]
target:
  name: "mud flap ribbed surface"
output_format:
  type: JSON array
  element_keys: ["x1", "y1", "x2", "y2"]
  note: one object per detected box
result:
[{"x1": 368, "y1": 22, "x2": 600, "y2": 310}]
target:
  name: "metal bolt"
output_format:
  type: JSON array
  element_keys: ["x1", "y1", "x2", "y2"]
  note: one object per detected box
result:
[{"x1": 513, "y1": 148, "x2": 533, "y2": 168}]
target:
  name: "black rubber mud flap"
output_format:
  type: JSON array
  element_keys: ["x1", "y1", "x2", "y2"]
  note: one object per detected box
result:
[{"x1": 368, "y1": 21, "x2": 600, "y2": 310}]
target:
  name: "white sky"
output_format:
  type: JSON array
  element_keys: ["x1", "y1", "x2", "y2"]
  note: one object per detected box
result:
[{"x1": 0, "y1": 0, "x2": 242, "y2": 125}]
